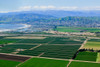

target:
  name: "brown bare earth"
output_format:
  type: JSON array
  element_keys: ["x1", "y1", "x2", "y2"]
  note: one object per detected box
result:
[
  {"x1": 0, "y1": 53, "x2": 30, "y2": 62},
  {"x1": 5, "y1": 36, "x2": 46, "y2": 39}
]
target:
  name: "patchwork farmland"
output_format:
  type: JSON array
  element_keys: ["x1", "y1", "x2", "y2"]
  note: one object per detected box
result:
[
  {"x1": 0, "y1": 59, "x2": 20, "y2": 67},
  {"x1": 0, "y1": 34, "x2": 100, "y2": 67},
  {"x1": 54, "y1": 26, "x2": 100, "y2": 32},
  {"x1": 69, "y1": 61, "x2": 100, "y2": 67},
  {"x1": 18, "y1": 45, "x2": 80, "y2": 59},
  {"x1": 18, "y1": 58, "x2": 69, "y2": 67},
  {"x1": 83, "y1": 39, "x2": 100, "y2": 50},
  {"x1": 0, "y1": 44, "x2": 37, "y2": 53},
  {"x1": 75, "y1": 51, "x2": 97, "y2": 61}
]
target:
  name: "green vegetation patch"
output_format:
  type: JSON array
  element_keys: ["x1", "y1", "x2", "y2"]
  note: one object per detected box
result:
[
  {"x1": 16, "y1": 37, "x2": 53, "y2": 44},
  {"x1": 49, "y1": 37, "x2": 83, "y2": 44},
  {"x1": 0, "y1": 44, "x2": 37, "y2": 53},
  {"x1": 0, "y1": 36, "x2": 5, "y2": 39},
  {"x1": 0, "y1": 59, "x2": 20, "y2": 67},
  {"x1": 96, "y1": 53, "x2": 100, "y2": 62},
  {"x1": 54, "y1": 26, "x2": 100, "y2": 32},
  {"x1": 0, "y1": 39, "x2": 21, "y2": 44},
  {"x1": 88, "y1": 39, "x2": 100, "y2": 42},
  {"x1": 54, "y1": 27, "x2": 80, "y2": 32},
  {"x1": 75, "y1": 51, "x2": 97, "y2": 61},
  {"x1": 83, "y1": 39, "x2": 100, "y2": 50},
  {"x1": 69, "y1": 61, "x2": 100, "y2": 67},
  {"x1": 17, "y1": 37, "x2": 84, "y2": 45},
  {"x1": 18, "y1": 45, "x2": 80, "y2": 59},
  {"x1": 18, "y1": 58, "x2": 69, "y2": 67}
]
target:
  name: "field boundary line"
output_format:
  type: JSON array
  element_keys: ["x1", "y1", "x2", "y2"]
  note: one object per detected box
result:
[
  {"x1": 67, "y1": 59, "x2": 73, "y2": 67},
  {"x1": 45, "y1": 38, "x2": 56, "y2": 45},
  {"x1": 0, "y1": 53, "x2": 33, "y2": 57},
  {"x1": 38, "y1": 52, "x2": 45, "y2": 57},
  {"x1": 38, "y1": 56, "x2": 100, "y2": 64},
  {"x1": 38, "y1": 56, "x2": 70, "y2": 61},
  {"x1": 29, "y1": 44, "x2": 42, "y2": 50},
  {"x1": 7, "y1": 39, "x2": 25, "y2": 45},
  {"x1": 13, "y1": 43, "x2": 37, "y2": 45},
  {"x1": 73, "y1": 59, "x2": 100, "y2": 63},
  {"x1": 96, "y1": 53, "x2": 100, "y2": 62},
  {"x1": 16, "y1": 57, "x2": 32, "y2": 67},
  {"x1": 79, "y1": 39, "x2": 88, "y2": 49}
]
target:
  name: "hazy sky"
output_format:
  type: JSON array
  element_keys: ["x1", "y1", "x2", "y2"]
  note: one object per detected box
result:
[{"x1": 0, "y1": 0, "x2": 100, "y2": 12}]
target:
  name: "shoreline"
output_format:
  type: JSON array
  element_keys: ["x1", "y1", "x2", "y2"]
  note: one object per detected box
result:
[{"x1": 0, "y1": 24, "x2": 31, "y2": 32}]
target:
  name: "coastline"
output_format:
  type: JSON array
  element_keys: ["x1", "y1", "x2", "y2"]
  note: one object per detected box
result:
[{"x1": 0, "y1": 24, "x2": 31, "y2": 32}]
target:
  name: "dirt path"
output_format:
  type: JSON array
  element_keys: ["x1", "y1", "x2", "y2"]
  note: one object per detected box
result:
[
  {"x1": 45, "y1": 38, "x2": 56, "y2": 45},
  {"x1": 67, "y1": 59, "x2": 73, "y2": 67},
  {"x1": 7, "y1": 39, "x2": 24, "y2": 45},
  {"x1": 73, "y1": 59, "x2": 100, "y2": 63},
  {"x1": 29, "y1": 44, "x2": 42, "y2": 50},
  {"x1": 13, "y1": 43, "x2": 37, "y2": 45},
  {"x1": 0, "y1": 53, "x2": 33, "y2": 58},
  {"x1": 79, "y1": 39, "x2": 88, "y2": 49},
  {"x1": 16, "y1": 57, "x2": 32, "y2": 67},
  {"x1": 38, "y1": 52, "x2": 44, "y2": 57},
  {"x1": 39, "y1": 57, "x2": 100, "y2": 64}
]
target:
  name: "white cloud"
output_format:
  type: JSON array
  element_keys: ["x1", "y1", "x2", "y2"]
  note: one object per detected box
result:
[
  {"x1": 1, "y1": 6, "x2": 100, "y2": 13},
  {"x1": 58, "y1": 6, "x2": 78, "y2": 10},
  {"x1": 18, "y1": 5, "x2": 56, "y2": 10},
  {"x1": 0, "y1": 11, "x2": 9, "y2": 13},
  {"x1": 19, "y1": 6, "x2": 32, "y2": 11},
  {"x1": 80, "y1": 6, "x2": 100, "y2": 10},
  {"x1": 18, "y1": 5, "x2": 78, "y2": 11},
  {"x1": 18, "y1": 6, "x2": 100, "y2": 11}
]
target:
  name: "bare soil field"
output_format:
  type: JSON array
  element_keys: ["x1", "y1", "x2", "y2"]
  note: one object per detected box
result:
[{"x1": 0, "y1": 53, "x2": 30, "y2": 62}]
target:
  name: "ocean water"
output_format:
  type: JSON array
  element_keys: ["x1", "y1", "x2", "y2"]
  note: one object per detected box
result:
[{"x1": 0, "y1": 24, "x2": 29, "y2": 32}]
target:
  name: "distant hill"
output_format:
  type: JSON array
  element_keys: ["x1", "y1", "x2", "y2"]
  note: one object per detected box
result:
[
  {"x1": 1, "y1": 10, "x2": 100, "y2": 18},
  {"x1": 21, "y1": 10, "x2": 100, "y2": 17},
  {"x1": 0, "y1": 13, "x2": 55, "y2": 23},
  {"x1": 0, "y1": 11, "x2": 100, "y2": 27}
]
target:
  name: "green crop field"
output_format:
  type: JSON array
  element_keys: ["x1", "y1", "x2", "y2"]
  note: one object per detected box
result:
[
  {"x1": 53, "y1": 27, "x2": 80, "y2": 32},
  {"x1": 0, "y1": 39, "x2": 21, "y2": 44},
  {"x1": 69, "y1": 61, "x2": 100, "y2": 67},
  {"x1": 49, "y1": 37, "x2": 83, "y2": 44},
  {"x1": 18, "y1": 45, "x2": 80, "y2": 59},
  {"x1": 83, "y1": 39, "x2": 100, "y2": 50},
  {"x1": 16, "y1": 37, "x2": 53, "y2": 44},
  {"x1": 18, "y1": 58, "x2": 69, "y2": 67},
  {"x1": 75, "y1": 51, "x2": 97, "y2": 61},
  {"x1": 0, "y1": 36, "x2": 5, "y2": 39},
  {"x1": 88, "y1": 39, "x2": 100, "y2": 42},
  {"x1": 96, "y1": 53, "x2": 100, "y2": 62},
  {"x1": 0, "y1": 44, "x2": 37, "y2": 53},
  {"x1": 53, "y1": 26, "x2": 100, "y2": 32},
  {"x1": 0, "y1": 59, "x2": 20, "y2": 67},
  {"x1": 17, "y1": 37, "x2": 84, "y2": 45}
]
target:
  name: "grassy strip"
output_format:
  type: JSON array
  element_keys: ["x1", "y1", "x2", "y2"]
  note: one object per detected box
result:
[
  {"x1": 75, "y1": 51, "x2": 97, "y2": 61},
  {"x1": 0, "y1": 45, "x2": 37, "y2": 53},
  {"x1": 18, "y1": 58, "x2": 69, "y2": 67},
  {"x1": 83, "y1": 41, "x2": 100, "y2": 50},
  {"x1": 0, "y1": 39, "x2": 21, "y2": 44},
  {"x1": 0, "y1": 59, "x2": 20, "y2": 67},
  {"x1": 54, "y1": 26, "x2": 100, "y2": 32},
  {"x1": 96, "y1": 53, "x2": 100, "y2": 62},
  {"x1": 69, "y1": 61, "x2": 100, "y2": 67}
]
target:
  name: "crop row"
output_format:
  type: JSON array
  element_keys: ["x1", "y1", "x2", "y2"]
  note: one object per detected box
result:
[{"x1": 18, "y1": 45, "x2": 80, "y2": 59}]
